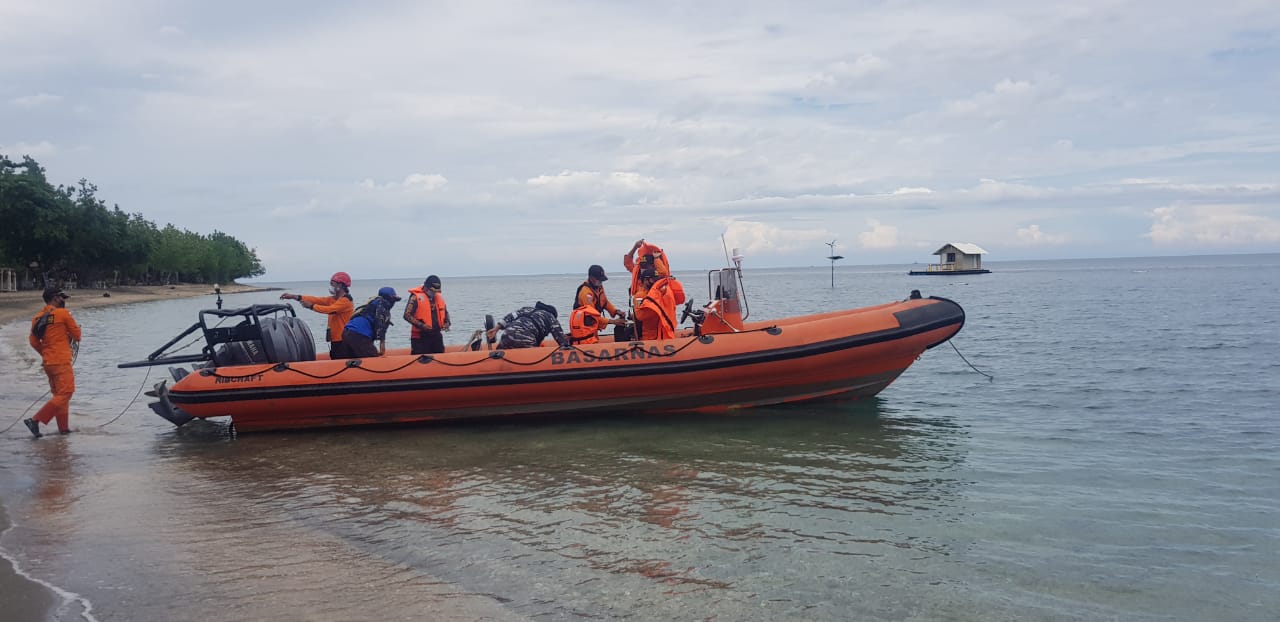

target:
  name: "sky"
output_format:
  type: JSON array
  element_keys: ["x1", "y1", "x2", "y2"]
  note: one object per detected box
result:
[{"x1": 2, "y1": 0, "x2": 1278, "y2": 281}]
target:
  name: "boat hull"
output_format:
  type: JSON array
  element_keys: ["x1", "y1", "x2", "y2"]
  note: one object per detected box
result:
[{"x1": 161, "y1": 296, "x2": 964, "y2": 432}]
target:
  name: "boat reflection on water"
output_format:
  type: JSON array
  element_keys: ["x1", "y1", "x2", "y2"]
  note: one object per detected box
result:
[{"x1": 150, "y1": 399, "x2": 971, "y2": 619}]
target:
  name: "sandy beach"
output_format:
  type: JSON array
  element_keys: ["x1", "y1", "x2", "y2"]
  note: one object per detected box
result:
[{"x1": 0, "y1": 283, "x2": 271, "y2": 328}]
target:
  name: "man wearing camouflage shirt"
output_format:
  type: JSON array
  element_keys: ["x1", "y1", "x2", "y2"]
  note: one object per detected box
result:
[{"x1": 485, "y1": 301, "x2": 570, "y2": 349}]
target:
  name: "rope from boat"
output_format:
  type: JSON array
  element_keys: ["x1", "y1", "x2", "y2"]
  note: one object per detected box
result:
[
  {"x1": 98, "y1": 364, "x2": 151, "y2": 428},
  {"x1": 99, "y1": 317, "x2": 229, "y2": 428},
  {"x1": 4, "y1": 347, "x2": 80, "y2": 435},
  {"x1": 285, "y1": 355, "x2": 427, "y2": 378},
  {"x1": 199, "y1": 325, "x2": 783, "y2": 381},
  {"x1": 1, "y1": 393, "x2": 47, "y2": 434},
  {"x1": 950, "y1": 340, "x2": 993, "y2": 381}
]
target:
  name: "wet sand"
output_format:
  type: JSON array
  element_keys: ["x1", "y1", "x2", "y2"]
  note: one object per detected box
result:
[
  {"x1": 0, "y1": 506, "x2": 57, "y2": 622},
  {"x1": 0, "y1": 282, "x2": 270, "y2": 622}
]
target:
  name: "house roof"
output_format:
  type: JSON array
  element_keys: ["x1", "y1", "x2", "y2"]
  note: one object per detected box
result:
[{"x1": 932, "y1": 243, "x2": 988, "y2": 255}]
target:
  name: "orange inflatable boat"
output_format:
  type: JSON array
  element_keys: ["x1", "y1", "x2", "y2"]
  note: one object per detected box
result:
[{"x1": 121, "y1": 266, "x2": 964, "y2": 433}]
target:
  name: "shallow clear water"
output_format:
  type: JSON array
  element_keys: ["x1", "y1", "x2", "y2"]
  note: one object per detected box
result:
[{"x1": 2, "y1": 255, "x2": 1278, "y2": 620}]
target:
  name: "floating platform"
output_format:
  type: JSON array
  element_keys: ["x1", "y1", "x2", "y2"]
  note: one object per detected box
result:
[{"x1": 909, "y1": 268, "x2": 991, "y2": 276}]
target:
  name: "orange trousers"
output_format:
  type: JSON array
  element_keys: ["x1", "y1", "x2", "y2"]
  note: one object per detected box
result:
[{"x1": 33, "y1": 363, "x2": 75, "y2": 433}]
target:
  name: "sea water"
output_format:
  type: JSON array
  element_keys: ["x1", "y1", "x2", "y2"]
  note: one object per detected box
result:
[{"x1": 1, "y1": 254, "x2": 1277, "y2": 621}]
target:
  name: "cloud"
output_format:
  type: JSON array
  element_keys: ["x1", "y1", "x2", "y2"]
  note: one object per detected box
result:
[
  {"x1": 0, "y1": 140, "x2": 57, "y2": 157},
  {"x1": 527, "y1": 170, "x2": 653, "y2": 191},
  {"x1": 525, "y1": 170, "x2": 660, "y2": 207},
  {"x1": 943, "y1": 78, "x2": 1041, "y2": 119},
  {"x1": 272, "y1": 173, "x2": 449, "y2": 218},
  {"x1": 722, "y1": 220, "x2": 833, "y2": 255},
  {"x1": 1015, "y1": 224, "x2": 1069, "y2": 245},
  {"x1": 10, "y1": 93, "x2": 62, "y2": 108},
  {"x1": 3, "y1": 1, "x2": 1279, "y2": 279},
  {"x1": 809, "y1": 54, "x2": 891, "y2": 87},
  {"x1": 1146, "y1": 204, "x2": 1280, "y2": 245},
  {"x1": 967, "y1": 178, "x2": 1061, "y2": 201},
  {"x1": 858, "y1": 219, "x2": 899, "y2": 249},
  {"x1": 402, "y1": 173, "x2": 448, "y2": 191},
  {"x1": 358, "y1": 173, "x2": 448, "y2": 192}
]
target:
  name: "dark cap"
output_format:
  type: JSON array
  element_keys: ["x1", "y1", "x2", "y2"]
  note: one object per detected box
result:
[
  {"x1": 534, "y1": 301, "x2": 558, "y2": 318},
  {"x1": 42, "y1": 287, "x2": 69, "y2": 303},
  {"x1": 424, "y1": 275, "x2": 442, "y2": 290},
  {"x1": 588, "y1": 264, "x2": 607, "y2": 281},
  {"x1": 378, "y1": 286, "x2": 401, "y2": 302}
]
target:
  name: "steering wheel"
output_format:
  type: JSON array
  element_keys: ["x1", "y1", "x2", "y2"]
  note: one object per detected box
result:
[{"x1": 680, "y1": 300, "x2": 695, "y2": 324}]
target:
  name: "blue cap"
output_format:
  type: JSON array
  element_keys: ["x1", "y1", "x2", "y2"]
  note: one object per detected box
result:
[{"x1": 378, "y1": 286, "x2": 401, "y2": 301}]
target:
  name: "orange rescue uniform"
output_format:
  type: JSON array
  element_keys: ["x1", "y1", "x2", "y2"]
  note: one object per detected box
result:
[
  {"x1": 633, "y1": 276, "x2": 685, "y2": 340},
  {"x1": 623, "y1": 242, "x2": 670, "y2": 298},
  {"x1": 574, "y1": 281, "x2": 619, "y2": 317},
  {"x1": 300, "y1": 294, "x2": 354, "y2": 344},
  {"x1": 29, "y1": 305, "x2": 82, "y2": 432}
]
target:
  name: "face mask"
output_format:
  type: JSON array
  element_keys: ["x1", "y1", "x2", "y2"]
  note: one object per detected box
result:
[{"x1": 329, "y1": 285, "x2": 340, "y2": 296}]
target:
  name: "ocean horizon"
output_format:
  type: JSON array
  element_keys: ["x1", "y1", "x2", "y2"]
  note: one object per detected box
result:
[{"x1": 240, "y1": 251, "x2": 1280, "y2": 283}]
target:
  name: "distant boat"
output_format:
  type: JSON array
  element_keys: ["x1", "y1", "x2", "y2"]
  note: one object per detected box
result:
[{"x1": 909, "y1": 243, "x2": 991, "y2": 276}]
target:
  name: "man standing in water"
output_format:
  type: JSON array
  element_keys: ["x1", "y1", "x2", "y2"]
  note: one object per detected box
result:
[{"x1": 25, "y1": 287, "x2": 82, "y2": 438}]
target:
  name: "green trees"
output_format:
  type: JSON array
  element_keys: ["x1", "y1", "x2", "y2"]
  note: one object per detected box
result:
[{"x1": 0, "y1": 155, "x2": 264, "y2": 286}]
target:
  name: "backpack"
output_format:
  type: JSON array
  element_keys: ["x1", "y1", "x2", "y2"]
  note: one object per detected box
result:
[
  {"x1": 352, "y1": 296, "x2": 383, "y2": 325},
  {"x1": 31, "y1": 310, "x2": 54, "y2": 341}
]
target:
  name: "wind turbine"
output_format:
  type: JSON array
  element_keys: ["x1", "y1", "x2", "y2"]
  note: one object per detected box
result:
[{"x1": 825, "y1": 240, "x2": 844, "y2": 288}]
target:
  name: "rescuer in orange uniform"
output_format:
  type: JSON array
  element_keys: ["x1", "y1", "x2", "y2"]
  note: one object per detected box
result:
[
  {"x1": 623, "y1": 239, "x2": 670, "y2": 300},
  {"x1": 569, "y1": 264, "x2": 625, "y2": 344},
  {"x1": 24, "y1": 287, "x2": 82, "y2": 438},
  {"x1": 633, "y1": 267, "x2": 685, "y2": 340},
  {"x1": 280, "y1": 271, "x2": 355, "y2": 359},
  {"x1": 404, "y1": 274, "x2": 451, "y2": 354}
]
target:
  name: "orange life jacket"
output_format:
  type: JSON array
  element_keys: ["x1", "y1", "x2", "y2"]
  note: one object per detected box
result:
[
  {"x1": 408, "y1": 287, "x2": 448, "y2": 336},
  {"x1": 624, "y1": 242, "x2": 671, "y2": 299},
  {"x1": 569, "y1": 305, "x2": 605, "y2": 344},
  {"x1": 633, "y1": 276, "x2": 684, "y2": 340}
]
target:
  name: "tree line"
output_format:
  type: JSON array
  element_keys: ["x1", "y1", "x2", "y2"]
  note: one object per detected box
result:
[{"x1": 0, "y1": 155, "x2": 264, "y2": 288}]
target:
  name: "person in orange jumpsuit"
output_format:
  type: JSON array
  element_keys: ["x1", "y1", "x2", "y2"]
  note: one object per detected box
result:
[
  {"x1": 279, "y1": 271, "x2": 355, "y2": 359},
  {"x1": 573, "y1": 264, "x2": 624, "y2": 320},
  {"x1": 622, "y1": 239, "x2": 670, "y2": 300},
  {"x1": 25, "y1": 287, "x2": 82, "y2": 438},
  {"x1": 632, "y1": 267, "x2": 685, "y2": 340},
  {"x1": 569, "y1": 264, "x2": 625, "y2": 344}
]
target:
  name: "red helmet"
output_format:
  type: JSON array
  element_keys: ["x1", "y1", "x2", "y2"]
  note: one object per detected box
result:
[{"x1": 330, "y1": 271, "x2": 352, "y2": 288}]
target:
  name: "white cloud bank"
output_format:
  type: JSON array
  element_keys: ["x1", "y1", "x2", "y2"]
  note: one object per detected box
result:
[
  {"x1": 10, "y1": 93, "x2": 62, "y2": 108},
  {"x1": 1147, "y1": 204, "x2": 1280, "y2": 245}
]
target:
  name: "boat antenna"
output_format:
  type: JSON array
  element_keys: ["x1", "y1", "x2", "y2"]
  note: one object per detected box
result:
[
  {"x1": 721, "y1": 233, "x2": 733, "y2": 268},
  {"x1": 825, "y1": 240, "x2": 844, "y2": 288}
]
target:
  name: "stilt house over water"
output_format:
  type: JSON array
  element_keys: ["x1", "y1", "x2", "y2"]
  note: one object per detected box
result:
[{"x1": 909, "y1": 243, "x2": 991, "y2": 275}]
